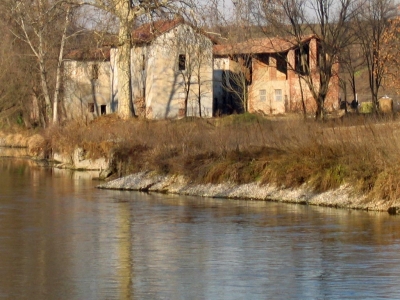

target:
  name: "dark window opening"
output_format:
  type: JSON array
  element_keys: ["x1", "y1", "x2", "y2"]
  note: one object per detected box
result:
[
  {"x1": 88, "y1": 103, "x2": 95, "y2": 113},
  {"x1": 179, "y1": 54, "x2": 186, "y2": 71},
  {"x1": 142, "y1": 54, "x2": 145, "y2": 71},
  {"x1": 257, "y1": 53, "x2": 270, "y2": 65},
  {"x1": 92, "y1": 64, "x2": 99, "y2": 79},
  {"x1": 276, "y1": 53, "x2": 288, "y2": 77},
  {"x1": 295, "y1": 45, "x2": 309, "y2": 75},
  {"x1": 100, "y1": 105, "x2": 106, "y2": 115}
]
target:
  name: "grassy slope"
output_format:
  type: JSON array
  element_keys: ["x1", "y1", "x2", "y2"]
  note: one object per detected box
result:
[{"x1": 41, "y1": 113, "x2": 400, "y2": 205}]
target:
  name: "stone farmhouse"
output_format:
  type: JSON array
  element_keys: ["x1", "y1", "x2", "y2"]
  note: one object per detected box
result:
[
  {"x1": 63, "y1": 20, "x2": 340, "y2": 120},
  {"x1": 63, "y1": 17, "x2": 214, "y2": 120},
  {"x1": 213, "y1": 35, "x2": 340, "y2": 115}
]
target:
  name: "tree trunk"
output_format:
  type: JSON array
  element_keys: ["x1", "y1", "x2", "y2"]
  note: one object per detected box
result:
[
  {"x1": 242, "y1": 75, "x2": 248, "y2": 113},
  {"x1": 315, "y1": 97, "x2": 324, "y2": 120},
  {"x1": 52, "y1": 5, "x2": 70, "y2": 124},
  {"x1": 351, "y1": 75, "x2": 356, "y2": 102},
  {"x1": 117, "y1": 21, "x2": 134, "y2": 119},
  {"x1": 298, "y1": 76, "x2": 307, "y2": 118},
  {"x1": 197, "y1": 80, "x2": 202, "y2": 117},
  {"x1": 184, "y1": 78, "x2": 190, "y2": 117},
  {"x1": 371, "y1": 90, "x2": 379, "y2": 113},
  {"x1": 38, "y1": 57, "x2": 52, "y2": 126},
  {"x1": 315, "y1": 81, "x2": 329, "y2": 120}
]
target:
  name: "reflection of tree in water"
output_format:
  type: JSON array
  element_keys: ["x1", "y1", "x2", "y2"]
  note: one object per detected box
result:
[{"x1": 117, "y1": 202, "x2": 134, "y2": 299}]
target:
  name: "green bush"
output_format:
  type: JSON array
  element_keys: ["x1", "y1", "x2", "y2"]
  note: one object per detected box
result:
[{"x1": 359, "y1": 101, "x2": 373, "y2": 114}]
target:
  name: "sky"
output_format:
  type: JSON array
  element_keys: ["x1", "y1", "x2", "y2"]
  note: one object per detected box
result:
[{"x1": 78, "y1": 0, "x2": 237, "y2": 31}]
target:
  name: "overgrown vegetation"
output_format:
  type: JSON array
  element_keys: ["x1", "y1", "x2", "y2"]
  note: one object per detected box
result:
[{"x1": 35, "y1": 113, "x2": 400, "y2": 202}]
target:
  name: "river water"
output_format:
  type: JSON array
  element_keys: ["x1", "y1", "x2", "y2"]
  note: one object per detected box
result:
[{"x1": 1, "y1": 158, "x2": 400, "y2": 299}]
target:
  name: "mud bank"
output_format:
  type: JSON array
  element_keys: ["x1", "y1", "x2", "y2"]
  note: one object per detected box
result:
[{"x1": 97, "y1": 171, "x2": 399, "y2": 213}]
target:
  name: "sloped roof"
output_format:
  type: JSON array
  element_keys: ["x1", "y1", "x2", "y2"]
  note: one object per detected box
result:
[
  {"x1": 64, "y1": 17, "x2": 217, "y2": 61},
  {"x1": 131, "y1": 16, "x2": 218, "y2": 45},
  {"x1": 132, "y1": 16, "x2": 185, "y2": 44},
  {"x1": 213, "y1": 35, "x2": 317, "y2": 56},
  {"x1": 64, "y1": 47, "x2": 111, "y2": 61}
]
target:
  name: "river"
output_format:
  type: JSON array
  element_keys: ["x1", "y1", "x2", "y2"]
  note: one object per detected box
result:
[{"x1": 1, "y1": 158, "x2": 400, "y2": 299}]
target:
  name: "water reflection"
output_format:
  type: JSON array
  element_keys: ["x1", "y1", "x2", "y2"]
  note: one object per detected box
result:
[{"x1": 1, "y1": 158, "x2": 400, "y2": 299}]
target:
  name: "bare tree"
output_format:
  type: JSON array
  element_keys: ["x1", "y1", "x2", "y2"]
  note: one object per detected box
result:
[
  {"x1": 0, "y1": 17, "x2": 34, "y2": 126},
  {"x1": 254, "y1": 0, "x2": 359, "y2": 120},
  {"x1": 221, "y1": 54, "x2": 251, "y2": 113},
  {"x1": 355, "y1": 0, "x2": 398, "y2": 112},
  {"x1": 174, "y1": 25, "x2": 214, "y2": 117},
  {"x1": 380, "y1": 17, "x2": 400, "y2": 96},
  {"x1": 339, "y1": 42, "x2": 365, "y2": 109},
  {"x1": 193, "y1": 38, "x2": 213, "y2": 117},
  {"x1": 214, "y1": 0, "x2": 255, "y2": 114},
  {"x1": 86, "y1": 0, "x2": 199, "y2": 119},
  {"x1": 6, "y1": 0, "x2": 79, "y2": 126}
]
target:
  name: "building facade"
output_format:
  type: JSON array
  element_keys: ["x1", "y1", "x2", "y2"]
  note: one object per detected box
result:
[
  {"x1": 126, "y1": 17, "x2": 214, "y2": 119},
  {"x1": 63, "y1": 17, "x2": 214, "y2": 120},
  {"x1": 213, "y1": 36, "x2": 339, "y2": 116},
  {"x1": 63, "y1": 48, "x2": 114, "y2": 120}
]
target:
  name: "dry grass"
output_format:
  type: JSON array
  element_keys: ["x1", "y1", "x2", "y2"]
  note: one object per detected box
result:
[{"x1": 43, "y1": 112, "x2": 400, "y2": 202}]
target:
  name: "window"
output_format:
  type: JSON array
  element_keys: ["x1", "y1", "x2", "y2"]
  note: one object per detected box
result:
[
  {"x1": 277, "y1": 53, "x2": 288, "y2": 78},
  {"x1": 259, "y1": 89, "x2": 266, "y2": 102},
  {"x1": 142, "y1": 54, "x2": 145, "y2": 71},
  {"x1": 100, "y1": 105, "x2": 106, "y2": 115},
  {"x1": 88, "y1": 103, "x2": 95, "y2": 113},
  {"x1": 295, "y1": 45, "x2": 309, "y2": 75},
  {"x1": 92, "y1": 64, "x2": 99, "y2": 79},
  {"x1": 178, "y1": 54, "x2": 186, "y2": 71},
  {"x1": 275, "y1": 89, "x2": 282, "y2": 101}
]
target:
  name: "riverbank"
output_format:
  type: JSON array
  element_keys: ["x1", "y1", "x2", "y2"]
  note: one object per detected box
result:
[
  {"x1": 2, "y1": 113, "x2": 400, "y2": 213},
  {"x1": 98, "y1": 170, "x2": 397, "y2": 213},
  {"x1": 0, "y1": 142, "x2": 388, "y2": 212}
]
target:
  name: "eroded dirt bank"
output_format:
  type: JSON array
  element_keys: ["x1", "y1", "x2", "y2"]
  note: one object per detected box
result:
[
  {"x1": 3, "y1": 114, "x2": 400, "y2": 214},
  {"x1": 97, "y1": 171, "x2": 398, "y2": 213},
  {"x1": 2, "y1": 135, "x2": 389, "y2": 212}
]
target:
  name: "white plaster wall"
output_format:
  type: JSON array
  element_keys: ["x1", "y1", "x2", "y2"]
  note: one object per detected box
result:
[
  {"x1": 63, "y1": 60, "x2": 113, "y2": 120},
  {"x1": 80, "y1": 24, "x2": 214, "y2": 120},
  {"x1": 144, "y1": 24, "x2": 213, "y2": 119}
]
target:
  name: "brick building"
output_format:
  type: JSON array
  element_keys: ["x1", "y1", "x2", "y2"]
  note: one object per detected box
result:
[{"x1": 213, "y1": 35, "x2": 339, "y2": 115}]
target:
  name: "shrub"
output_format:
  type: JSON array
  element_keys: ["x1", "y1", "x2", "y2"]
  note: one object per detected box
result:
[{"x1": 359, "y1": 102, "x2": 373, "y2": 114}]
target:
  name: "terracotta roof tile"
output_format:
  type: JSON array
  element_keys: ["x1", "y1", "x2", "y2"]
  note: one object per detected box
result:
[
  {"x1": 213, "y1": 35, "x2": 317, "y2": 56},
  {"x1": 131, "y1": 16, "x2": 218, "y2": 45},
  {"x1": 64, "y1": 17, "x2": 217, "y2": 61},
  {"x1": 132, "y1": 16, "x2": 185, "y2": 44}
]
